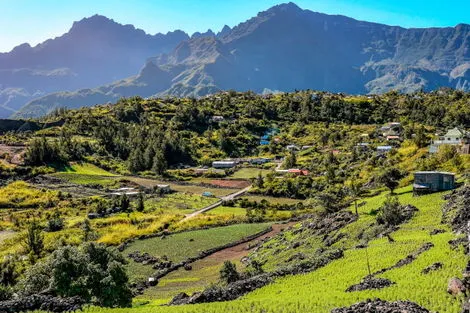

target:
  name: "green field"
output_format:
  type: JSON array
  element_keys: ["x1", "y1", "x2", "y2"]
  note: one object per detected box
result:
[
  {"x1": 123, "y1": 223, "x2": 271, "y2": 283},
  {"x1": 146, "y1": 193, "x2": 219, "y2": 214},
  {"x1": 230, "y1": 168, "x2": 273, "y2": 179},
  {"x1": 78, "y1": 186, "x2": 466, "y2": 313},
  {"x1": 53, "y1": 162, "x2": 119, "y2": 186},
  {"x1": 206, "y1": 205, "x2": 247, "y2": 216}
]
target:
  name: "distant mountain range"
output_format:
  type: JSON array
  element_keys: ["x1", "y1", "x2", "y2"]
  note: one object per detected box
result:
[{"x1": 2, "y1": 2, "x2": 469, "y2": 118}]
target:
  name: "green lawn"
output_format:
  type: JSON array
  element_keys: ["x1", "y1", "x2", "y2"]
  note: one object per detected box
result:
[
  {"x1": 230, "y1": 168, "x2": 272, "y2": 179},
  {"x1": 123, "y1": 223, "x2": 271, "y2": 283}
]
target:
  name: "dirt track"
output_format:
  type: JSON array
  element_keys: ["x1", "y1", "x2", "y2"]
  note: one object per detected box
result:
[{"x1": 204, "y1": 222, "x2": 296, "y2": 261}]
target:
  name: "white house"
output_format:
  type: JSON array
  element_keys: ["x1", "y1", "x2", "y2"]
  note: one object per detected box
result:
[{"x1": 429, "y1": 127, "x2": 470, "y2": 154}]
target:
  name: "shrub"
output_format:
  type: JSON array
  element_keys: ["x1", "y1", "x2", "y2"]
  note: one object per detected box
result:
[
  {"x1": 20, "y1": 242, "x2": 132, "y2": 308},
  {"x1": 220, "y1": 261, "x2": 240, "y2": 284},
  {"x1": 377, "y1": 196, "x2": 402, "y2": 226}
]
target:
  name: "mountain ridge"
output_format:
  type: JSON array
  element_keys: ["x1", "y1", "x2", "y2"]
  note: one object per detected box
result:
[{"x1": 6, "y1": 3, "x2": 470, "y2": 118}]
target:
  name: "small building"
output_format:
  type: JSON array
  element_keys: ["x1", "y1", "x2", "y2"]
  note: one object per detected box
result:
[
  {"x1": 212, "y1": 161, "x2": 236, "y2": 168},
  {"x1": 261, "y1": 135, "x2": 271, "y2": 140},
  {"x1": 301, "y1": 145, "x2": 313, "y2": 150},
  {"x1": 259, "y1": 140, "x2": 270, "y2": 145},
  {"x1": 109, "y1": 187, "x2": 140, "y2": 197},
  {"x1": 156, "y1": 184, "x2": 171, "y2": 193},
  {"x1": 386, "y1": 135, "x2": 400, "y2": 141},
  {"x1": 380, "y1": 122, "x2": 402, "y2": 137},
  {"x1": 202, "y1": 191, "x2": 214, "y2": 197},
  {"x1": 413, "y1": 171, "x2": 455, "y2": 193},
  {"x1": 356, "y1": 143, "x2": 370, "y2": 150},
  {"x1": 288, "y1": 169, "x2": 310, "y2": 176},
  {"x1": 250, "y1": 158, "x2": 271, "y2": 165},
  {"x1": 429, "y1": 127, "x2": 470, "y2": 154},
  {"x1": 211, "y1": 115, "x2": 225, "y2": 122},
  {"x1": 286, "y1": 144, "x2": 300, "y2": 151},
  {"x1": 377, "y1": 146, "x2": 393, "y2": 155}
]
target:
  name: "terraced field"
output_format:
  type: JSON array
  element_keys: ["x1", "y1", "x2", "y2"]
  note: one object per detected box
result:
[
  {"x1": 123, "y1": 223, "x2": 271, "y2": 283},
  {"x1": 80, "y1": 186, "x2": 466, "y2": 313}
]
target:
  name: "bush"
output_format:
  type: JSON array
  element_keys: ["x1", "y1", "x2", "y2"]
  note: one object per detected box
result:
[
  {"x1": 220, "y1": 261, "x2": 240, "y2": 284},
  {"x1": 46, "y1": 212, "x2": 64, "y2": 232},
  {"x1": 377, "y1": 196, "x2": 402, "y2": 226},
  {"x1": 19, "y1": 242, "x2": 132, "y2": 308}
]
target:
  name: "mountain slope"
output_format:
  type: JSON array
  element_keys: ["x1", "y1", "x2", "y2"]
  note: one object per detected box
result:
[
  {"x1": 0, "y1": 15, "x2": 189, "y2": 117},
  {"x1": 15, "y1": 3, "x2": 470, "y2": 118}
]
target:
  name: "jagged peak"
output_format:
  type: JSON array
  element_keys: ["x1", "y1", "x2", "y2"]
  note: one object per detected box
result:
[
  {"x1": 268, "y1": 2, "x2": 302, "y2": 13},
  {"x1": 191, "y1": 29, "x2": 216, "y2": 39}
]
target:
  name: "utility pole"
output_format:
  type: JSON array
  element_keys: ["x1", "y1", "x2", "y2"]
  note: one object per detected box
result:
[{"x1": 365, "y1": 244, "x2": 372, "y2": 278}]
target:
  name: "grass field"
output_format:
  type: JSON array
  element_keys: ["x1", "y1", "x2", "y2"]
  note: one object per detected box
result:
[
  {"x1": 146, "y1": 194, "x2": 219, "y2": 214},
  {"x1": 78, "y1": 186, "x2": 466, "y2": 313},
  {"x1": 53, "y1": 162, "x2": 119, "y2": 186},
  {"x1": 123, "y1": 223, "x2": 271, "y2": 283},
  {"x1": 206, "y1": 206, "x2": 247, "y2": 216},
  {"x1": 230, "y1": 168, "x2": 273, "y2": 179}
]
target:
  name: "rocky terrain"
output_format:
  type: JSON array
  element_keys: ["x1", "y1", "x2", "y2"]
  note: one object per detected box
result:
[{"x1": 331, "y1": 299, "x2": 430, "y2": 313}]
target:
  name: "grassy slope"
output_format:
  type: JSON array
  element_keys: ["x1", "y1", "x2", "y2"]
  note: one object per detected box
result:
[
  {"x1": 82, "y1": 186, "x2": 466, "y2": 313},
  {"x1": 53, "y1": 162, "x2": 119, "y2": 186}
]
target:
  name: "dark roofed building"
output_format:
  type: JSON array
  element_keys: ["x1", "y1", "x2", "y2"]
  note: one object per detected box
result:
[{"x1": 413, "y1": 171, "x2": 455, "y2": 194}]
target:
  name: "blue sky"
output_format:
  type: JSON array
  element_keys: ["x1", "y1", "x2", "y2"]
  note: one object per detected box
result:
[{"x1": 1, "y1": 0, "x2": 469, "y2": 52}]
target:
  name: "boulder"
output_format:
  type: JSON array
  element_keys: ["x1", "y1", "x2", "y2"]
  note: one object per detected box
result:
[{"x1": 447, "y1": 277, "x2": 467, "y2": 296}]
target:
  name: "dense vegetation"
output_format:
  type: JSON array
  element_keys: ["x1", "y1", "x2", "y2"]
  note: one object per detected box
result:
[{"x1": 0, "y1": 89, "x2": 468, "y2": 312}]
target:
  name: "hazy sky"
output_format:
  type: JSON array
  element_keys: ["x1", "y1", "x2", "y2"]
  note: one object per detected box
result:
[{"x1": 1, "y1": 0, "x2": 469, "y2": 52}]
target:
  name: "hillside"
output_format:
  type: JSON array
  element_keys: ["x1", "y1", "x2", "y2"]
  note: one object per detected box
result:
[
  {"x1": 15, "y1": 2, "x2": 470, "y2": 118},
  {"x1": 0, "y1": 15, "x2": 189, "y2": 118},
  {"x1": 0, "y1": 90, "x2": 469, "y2": 312}
]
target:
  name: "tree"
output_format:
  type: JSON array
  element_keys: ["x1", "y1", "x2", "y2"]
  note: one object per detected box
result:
[
  {"x1": 20, "y1": 243, "x2": 132, "y2": 308},
  {"x1": 46, "y1": 211, "x2": 64, "y2": 232},
  {"x1": 348, "y1": 176, "x2": 364, "y2": 216},
  {"x1": 82, "y1": 219, "x2": 97, "y2": 242},
  {"x1": 0, "y1": 255, "x2": 19, "y2": 286},
  {"x1": 377, "y1": 167, "x2": 404, "y2": 194},
  {"x1": 315, "y1": 190, "x2": 340, "y2": 214},
  {"x1": 23, "y1": 220, "x2": 44, "y2": 260},
  {"x1": 219, "y1": 261, "x2": 239, "y2": 284},
  {"x1": 413, "y1": 125, "x2": 429, "y2": 148},
  {"x1": 136, "y1": 192, "x2": 145, "y2": 212},
  {"x1": 152, "y1": 148, "x2": 167, "y2": 176},
  {"x1": 377, "y1": 195, "x2": 403, "y2": 226},
  {"x1": 120, "y1": 194, "x2": 130, "y2": 212},
  {"x1": 253, "y1": 172, "x2": 264, "y2": 189},
  {"x1": 284, "y1": 150, "x2": 297, "y2": 169}
]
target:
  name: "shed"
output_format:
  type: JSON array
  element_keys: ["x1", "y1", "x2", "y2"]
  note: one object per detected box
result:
[
  {"x1": 202, "y1": 191, "x2": 214, "y2": 197},
  {"x1": 413, "y1": 171, "x2": 455, "y2": 193},
  {"x1": 156, "y1": 184, "x2": 171, "y2": 193},
  {"x1": 259, "y1": 140, "x2": 270, "y2": 145},
  {"x1": 377, "y1": 146, "x2": 392, "y2": 155},
  {"x1": 212, "y1": 161, "x2": 236, "y2": 168}
]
